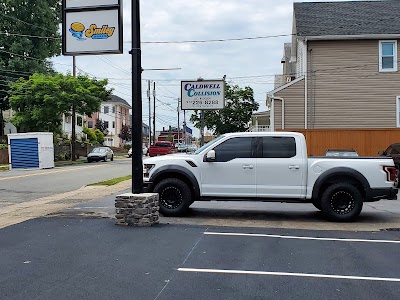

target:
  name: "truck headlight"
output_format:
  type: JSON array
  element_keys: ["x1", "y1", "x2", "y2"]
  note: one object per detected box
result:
[{"x1": 143, "y1": 164, "x2": 155, "y2": 178}]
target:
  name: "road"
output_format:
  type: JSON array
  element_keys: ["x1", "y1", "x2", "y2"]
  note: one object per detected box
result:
[
  {"x1": 1, "y1": 219, "x2": 400, "y2": 300},
  {"x1": 0, "y1": 158, "x2": 132, "y2": 208}
]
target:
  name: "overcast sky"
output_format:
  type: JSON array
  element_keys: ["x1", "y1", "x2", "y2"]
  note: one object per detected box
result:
[{"x1": 53, "y1": 0, "x2": 354, "y2": 137}]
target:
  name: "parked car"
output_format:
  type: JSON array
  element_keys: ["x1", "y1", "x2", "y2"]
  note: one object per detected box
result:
[
  {"x1": 379, "y1": 143, "x2": 400, "y2": 167},
  {"x1": 324, "y1": 149, "x2": 359, "y2": 157},
  {"x1": 177, "y1": 144, "x2": 188, "y2": 152},
  {"x1": 187, "y1": 144, "x2": 197, "y2": 152},
  {"x1": 143, "y1": 132, "x2": 397, "y2": 221},
  {"x1": 379, "y1": 143, "x2": 400, "y2": 186},
  {"x1": 128, "y1": 145, "x2": 148, "y2": 157},
  {"x1": 87, "y1": 147, "x2": 113, "y2": 162},
  {"x1": 148, "y1": 141, "x2": 177, "y2": 157}
]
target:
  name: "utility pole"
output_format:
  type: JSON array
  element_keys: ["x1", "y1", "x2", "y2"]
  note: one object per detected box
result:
[
  {"x1": 71, "y1": 56, "x2": 77, "y2": 161},
  {"x1": 197, "y1": 77, "x2": 205, "y2": 147},
  {"x1": 153, "y1": 81, "x2": 156, "y2": 145},
  {"x1": 147, "y1": 80, "x2": 151, "y2": 146},
  {"x1": 130, "y1": 0, "x2": 143, "y2": 194},
  {"x1": 177, "y1": 98, "x2": 180, "y2": 146}
]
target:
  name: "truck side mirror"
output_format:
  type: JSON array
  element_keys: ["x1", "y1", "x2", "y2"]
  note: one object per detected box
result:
[
  {"x1": 378, "y1": 150, "x2": 385, "y2": 156},
  {"x1": 205, "y1": 150, "x2": 216, "y2": 162}
]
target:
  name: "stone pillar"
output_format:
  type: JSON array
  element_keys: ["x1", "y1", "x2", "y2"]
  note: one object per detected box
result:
[{"x1": 115, "y1": 193, "x2": 159, "y2": 226}]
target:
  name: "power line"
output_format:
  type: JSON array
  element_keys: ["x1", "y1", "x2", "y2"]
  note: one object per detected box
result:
[{"x1": 0, "y1": 12, "x2": 57, "y2": 34}]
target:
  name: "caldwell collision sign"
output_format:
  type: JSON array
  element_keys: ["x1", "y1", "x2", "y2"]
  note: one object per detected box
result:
[
  {"x1": 62, "y1": 0, "x2": 123, "y2": 55},
  {"x1": 181, "y1": 80, "x2": 225, "y2": 110}
]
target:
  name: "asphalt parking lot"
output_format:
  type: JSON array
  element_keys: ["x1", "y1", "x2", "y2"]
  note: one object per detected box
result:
[{"x1": 1, "y1": 217, "x2": 400, "y2": 300}]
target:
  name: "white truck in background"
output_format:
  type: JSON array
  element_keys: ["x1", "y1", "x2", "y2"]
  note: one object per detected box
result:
[{"x1": 143, "y1": 132, "x2": 398, "y2": 221}]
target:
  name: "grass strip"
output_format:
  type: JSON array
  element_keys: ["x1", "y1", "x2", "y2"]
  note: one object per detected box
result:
[
  {"x1": 88, "y1": 175, "x2": 132, "y2": 186},
  {"x1": 0, "y1": 165, "x2": 9, "y2": 171}
]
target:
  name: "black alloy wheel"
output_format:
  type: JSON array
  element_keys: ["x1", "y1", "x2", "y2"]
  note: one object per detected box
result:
[
  {"x1": 320, "y1": 183, "x2": 363, "y2": 222},
  {"x1": 153, "y1": 178, "x2": 192, "y2": 216}
]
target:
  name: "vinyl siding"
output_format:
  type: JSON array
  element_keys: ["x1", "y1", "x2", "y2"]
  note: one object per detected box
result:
[
  {"x1": 307, "y1": 39, "x2": 400, "y2": 128},
  {"x1": 274, "y1": 78, "x2": 305, "y2": 129}
]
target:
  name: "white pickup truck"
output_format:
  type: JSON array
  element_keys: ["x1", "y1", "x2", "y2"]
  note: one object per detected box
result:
[{"x1": 143, "y1": 132, "x2": 398, "y2": 221}]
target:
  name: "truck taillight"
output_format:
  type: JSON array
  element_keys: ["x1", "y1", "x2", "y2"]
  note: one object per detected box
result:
[{"x1": 383, "y1": 166, "x2": 397, "y2": 182}]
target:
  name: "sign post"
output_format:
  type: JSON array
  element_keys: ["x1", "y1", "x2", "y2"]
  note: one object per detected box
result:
[
  {"x1": 181, "y1": 79, "x2": 225, "y2": 146},
  {"x1": 62, "y1": 0, "x2": 123, "y2": 56}
]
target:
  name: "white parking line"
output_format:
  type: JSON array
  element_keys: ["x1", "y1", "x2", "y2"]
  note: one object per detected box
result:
[
  {"x1": 204, "y1": 232, "x2": 400, "y2": 244},
  {"x1": 178, "y1": 268, "x2": 400, "y2": 282}
]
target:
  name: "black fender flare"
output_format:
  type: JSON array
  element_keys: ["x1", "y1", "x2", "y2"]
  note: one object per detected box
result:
[
  {"x1": 311, "y1": 167, "x2": 371, "y2": 200},
  {"x1": 150, "y1": 165, "x2": 200, "y2": 199}
]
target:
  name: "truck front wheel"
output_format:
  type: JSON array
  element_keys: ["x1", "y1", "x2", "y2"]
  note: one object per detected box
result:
[
  {"x1": 320, "y1": 183, "x2": 363, "y2": 222},
  {"x1": 154, "y1": 178, "x2": 192, "y2": 216}
]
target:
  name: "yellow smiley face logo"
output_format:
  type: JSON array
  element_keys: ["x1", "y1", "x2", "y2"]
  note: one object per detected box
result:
[{"x1": 71, "y1": 22, "x2": 85, "y2": 32}]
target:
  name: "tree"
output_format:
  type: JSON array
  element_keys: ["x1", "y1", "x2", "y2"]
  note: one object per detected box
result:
[
  {"x1": 8, "y1": 73, "x2": 111, "y2": 133},
  {"x1": 95, "y1": 119, "x2": 109, "y2": 136},
  {"x1": 190, "y1": 83, "x2": 259, "y2": 135},
  {"x1": 0, "y1": 0, "x2": 61, "y2": 138},
  {"x1": 118, "y1": 124, "x2": 131, "y2": 142}
]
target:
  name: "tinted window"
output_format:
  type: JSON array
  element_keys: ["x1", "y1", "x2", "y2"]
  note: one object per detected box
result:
[
  {"x1": 390, "y1": 145, "x2": 400, "y2": 155},
  {"x1": 156, "y1": 142, "x2": 172, "y2": 148},
  {"x1": 213, "y1": 137, "x2": 253, "y2": 162},
  {"x1": 262, "y1": 137, "x2": 296, "y2": 158}
]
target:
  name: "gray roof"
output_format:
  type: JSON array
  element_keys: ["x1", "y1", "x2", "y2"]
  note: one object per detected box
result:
[
  {"x1": 109, "y1": 95, "x2": 132, "y2": 109},
  {"x1": 294, "y1": 1, "x2": 400, "y2": 37}
]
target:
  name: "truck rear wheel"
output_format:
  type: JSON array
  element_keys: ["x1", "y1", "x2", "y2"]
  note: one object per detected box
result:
[
  {"x1": 154, "y1": 178, "x2": 192, "y2": 216},
  {"x1": 320, "y1": 183, "x2": 363, "y2": 222}
]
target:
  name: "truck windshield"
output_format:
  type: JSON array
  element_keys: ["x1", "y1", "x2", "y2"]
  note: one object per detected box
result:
[{"x1": 194, "y1": 135, "x2": 225, "y2": 154}]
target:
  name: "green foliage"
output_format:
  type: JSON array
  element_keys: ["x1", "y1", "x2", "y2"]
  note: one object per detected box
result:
[
  {"x1": 0, "y1": 144, "x2": 8, "y2": 150},
  {"x1": 118, "y1": 124, "x2": 131, "y2": 141},
  {"x1": 94, "y1": 129, "x2": 105, "y2": 145},
  {"x1": 190, "y1": 83, "x2": 259, "y2": 135},
  {"x1": 83, "y1": 127, "x2": 97, "y2": 143},
  {"x1": 8, "y1": 73, "x2": 111, "y2": 133},
  {"x1": 95, "y1": 119, "x2": 109, "y2": 136},
  {"x1": 0, "y1": 0, "x2": 61, "y2": 106}
]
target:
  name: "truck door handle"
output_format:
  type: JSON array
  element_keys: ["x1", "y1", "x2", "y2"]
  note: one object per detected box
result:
[
  {"x1": 289, "y1": 165, "x2": 300, "y2": 170},
  {"x1": 243, "y1": 165, "x2": 254, "y2": 170}
]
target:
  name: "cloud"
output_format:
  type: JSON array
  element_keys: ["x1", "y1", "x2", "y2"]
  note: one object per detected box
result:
[{"x1": 54, "y1": 0, "x2": 352, "y2": 137}]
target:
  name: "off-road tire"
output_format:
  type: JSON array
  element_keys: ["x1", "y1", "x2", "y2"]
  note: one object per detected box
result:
[
  {"x1": 320, "y1": 183, "x2": 363, "y2": 222},
  {"x1": 312, "y1": 200, "x2": 321, "y2": 210},
  {"x1": 153, "y1": 178, "x2": 192, "y2": 216}
]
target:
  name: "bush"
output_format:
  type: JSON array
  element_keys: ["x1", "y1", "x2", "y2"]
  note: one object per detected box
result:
[
  {"x1": 0, "y1": 144, "x2": 7, "y2": 150},
  {"x1": 83, "y1": 127, "x2": 97, "y2": 143},
  {"x1": 94, "y1": 129, "x2": 105, "y2": 145}
]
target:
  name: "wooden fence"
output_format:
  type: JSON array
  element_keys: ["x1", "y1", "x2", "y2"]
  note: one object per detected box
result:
[{"x1": 283, "y1": 129, "x2": 400, "y2": 156}]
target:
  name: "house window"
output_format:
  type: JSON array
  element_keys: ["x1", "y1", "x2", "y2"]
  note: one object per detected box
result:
[
  {"x1": 104, "y1": 106, "x2": 109, "y2": 114},
  {"x1": 112, "y1": 106, "x2": 116, "y2": 113},
  {"x1": 88, "y1": 121, "x2": 93, "y2": 128},
  {"x1": 379, "y1": 41, "x2": 397, "y2": 72},
  {"x1": 396, "y1": 97, "x2": 400, "y2": 128},
  {"x1": 104, "y1": 121, "x2": 109, "y2": 128},
  {"x1": 113, "y1": 121, "x2": 115, "y2": 128}
]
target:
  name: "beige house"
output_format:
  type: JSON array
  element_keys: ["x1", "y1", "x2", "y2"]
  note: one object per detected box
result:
[{"x1": 269, "y1": 0, "x2": 400, "y2": 131}]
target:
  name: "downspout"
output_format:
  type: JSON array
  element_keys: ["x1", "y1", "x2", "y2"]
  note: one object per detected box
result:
[
  {"x1": 304, "y1": 39, "x2": 308, "y2": 129},
  {"x1": 268, "y1": 95, "x2": 285, "y2": 130}
]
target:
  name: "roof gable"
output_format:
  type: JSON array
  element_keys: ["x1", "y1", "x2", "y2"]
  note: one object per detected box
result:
[
  {"x1": 107, "y1": 95, "x2": 132, "y2": 109},
  {"x1": 294, "y1": 1, "x2": 400, "y2": 38}
]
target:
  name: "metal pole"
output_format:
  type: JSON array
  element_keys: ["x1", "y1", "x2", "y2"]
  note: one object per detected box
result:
[
  {"x1": 200, "y1": 110, "x2": 204, "y2": 147},
  {"x1": 130, "y1": 0, "x2": 143, "y2": 194},
  {"x1": 153, "y1": 81, "x2": 156, "y2": 145},
  {"x1": 183, "y1": 110, "x2": 187, "y2": 144},
  {"x1": 148, "y1": 80, "x2": 151, "y2": 146},
  {"x1": 71, "y1": 56, "x2": 77, "y2": 161},
  {"x1": 177, "y1": 98, "x2": 180, "y2": 146}
]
